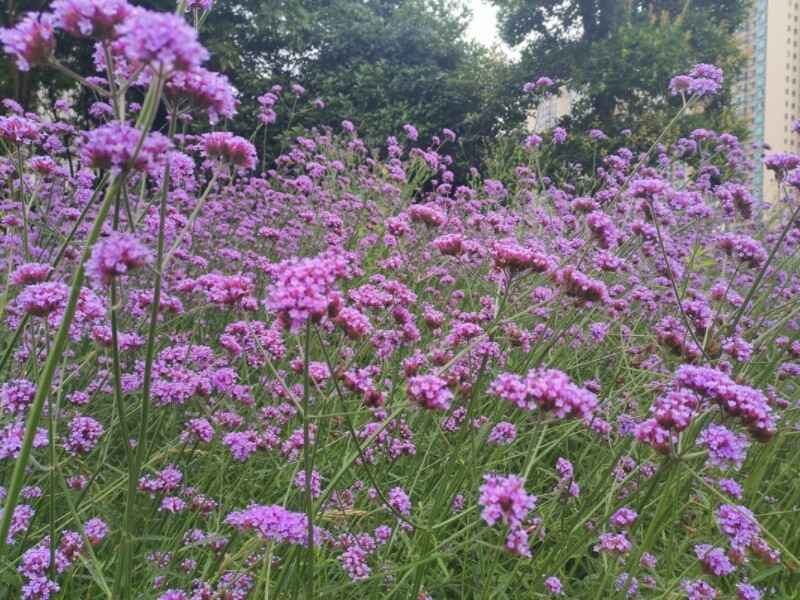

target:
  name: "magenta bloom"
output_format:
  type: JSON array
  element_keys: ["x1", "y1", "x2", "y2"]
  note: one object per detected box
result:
[
  {"x1": 0, "y1": 115, "x2": 41, "y2": 144},
  {"x1": 479, "y1": 473, "x2": 537, "y2": 527},
  {"x1": 716, "y1": 504, "x2": 760, "y2": 550},
  {"x1": 10, "y1": 263, "x2": 52, "y2": 287},
  {"x1": 406, "y1": 375, "x2": 453, "y2": 411},
  {"x1": 18, "y1": 281, "x2": 68, "y2": 316},
  {"x1": 544, "y1": 576, "x2": 563, "y2": 595},
  {"x1": 265, "y1": 255, "x2": 339, "y2": 332},
  {"x1": 64, "y1": 416, "x2": 104, "y2": 455},
  {"x1": 1, "y1": 379, "x2": 37, "y2": 416},
  {"x1": 52, "y1": 0, "x2": 131, "y2": 39},
  {"x1": 683, "y1": 579, "x2": 718, "y2": 600},
  {"x1": 488, "y1": 422, "x2": 517, "y2": 446},
  {"x1": 698, "y1": 425, "x2": 750, "y2": 471},
  {"x1": 87, "y1": 232, "x2": 152, "y2": 286},
  {"x1": 594, "y1": 532, "x2": 631, "y2": 555},
  {"x1": 81, "y1": 122, "x2": 172, "y2": 174},
  {"x1": 200, "y1": 131, "x2": 256, "y2": 170},
  {"x1": 117, "y1": 8, "x2": 208, "y2": 74},
  {"x1": 694, "y1": 544, "x2": 735, "y2": 577},
  {"x1": 225, "y1": 504, "x2": 318, "y2": 546},
  {"x1": 166, "y1": 68, "x2": 239, "y2": 125},
  {"x1": 0, "y1": 12, "x2": 55, "y2": 71}
]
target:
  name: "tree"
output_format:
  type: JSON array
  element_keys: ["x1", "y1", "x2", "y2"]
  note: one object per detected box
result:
[{"x1": 490, "y1": 0, "x2": 749, "y2": 138}]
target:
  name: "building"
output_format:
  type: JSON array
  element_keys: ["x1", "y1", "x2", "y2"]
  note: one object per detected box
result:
[
  {"x1": 527, "y1": 87, "x2": 581, "y2": 134},
  {"x1": 732, "y1": 0, "x2": 800, "y2": 203}
]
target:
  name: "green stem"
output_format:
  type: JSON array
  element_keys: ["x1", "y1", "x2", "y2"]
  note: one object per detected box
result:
[{"x1": 302, "y1": 322, "x2": 315, "y2": 599}]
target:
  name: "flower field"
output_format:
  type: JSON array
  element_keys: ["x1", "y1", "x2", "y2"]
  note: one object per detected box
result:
[{"x1": 1, "y1": 2, "x2": 799, "y2": 599}]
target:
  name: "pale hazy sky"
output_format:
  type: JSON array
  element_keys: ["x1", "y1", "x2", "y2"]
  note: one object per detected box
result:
[
  {"x1": 466, "y1": 0, "x2": 515, "y2": 55},
  {"x1": 466, "y1": 0, "x2": 500, "y2": 46}
]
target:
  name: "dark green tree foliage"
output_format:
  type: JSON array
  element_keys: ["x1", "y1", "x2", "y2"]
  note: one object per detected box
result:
[{"x1": 491, "y1": 0, "x2": 749, "y2": 149}]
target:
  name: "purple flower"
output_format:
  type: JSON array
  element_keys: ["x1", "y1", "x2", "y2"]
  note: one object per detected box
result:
[
  {"x1": 479, "y1": 473, "x2": 537, "y2": 527},
  {"x1": 736, "y1": 583, "x2": 763, "y2": 600},
  {"x1": 683, "y1": 579, "x2": 718, "y2": 599},
  {"x1": 265, "y1": 254, "x2": 342, "y2": 332},
  {"x1": 406, "y1": 375, "x2": 453, "y2": 411},
  {"x1": 293, "y1": 469, "x2": 322, "y2": 499},
  {"x1": 200, "y1": 131, "x2": 256, "y2": 170},
  {"x1": 488, "y1": 422, "x2": 517, "y2": 446},
  {"x1": 698, "y1": 425, "x2": 749, "y2": 471},
  {"x1": 117, "y1": 8, "x2": 208, "y2": 74},
  {"x1": 716, "y1": 504, "x2": 760, "y2": 550},
  {"x1": 717, "y1": 234, "x2": 767, "y2": 268},
  {"x1": 166, "y1": 68, "x2": 238, "y2": 125},
  {"x1": 1, "y1": 379, "x2": 36, "y2": 416},
  {"x1": 594, "y1": 532, "x2": 632, "y2": 555},
  {"x1": 52, "y1": 0, "x2": 131, "y2": 39},
  {"x1": 505, "y1": 526, "x2": 531, "y2": 557},
  {"x1": 718, "y1": 478, "x2": 743, "y2": 499},
  {"x1": 222, "y1": 430, "x2": 259, "y2": 462},
  {"x1": 64, "y1": 416, "x2": 104, "y2": 455},
  {"x1": 0, "y1": 13, "x2": 55, "y2": 71},
  {"x1": 387, "y1": 486, "x2": 412, "y2": 515},
  {"x1": 403, "y1": 123, "x2": 418, "y2": 141},
  {"x1": 225, "y1": 503, "x2": 319, "y2": 546},
  {"x1": 609, "y1": 507, "x2": 638, "y2": 529},
  {"x1": 544, "y1": 576, "x2": 563, "y2": 595},
  {"x1": 0, "y1": 115, "x2": 41, "y2": 144},
  {"x1": 87, "y1": 232, "x2": 152, "y2": 286},
  {"x1": 81, "y1": 122, "x2": 172, "y2": 175},
  {"x1": 339, "y1": 545, "x2": 370, "y2": 581},
  {"x1": 18, "y1": 282, "x2": 68, "y2": 316},
  {"x1": 694, "y1": 544, "x2": 735, "y2": 577},
  {"x1": 84, "y1": 517, "x2": 108, "y2": 545}
]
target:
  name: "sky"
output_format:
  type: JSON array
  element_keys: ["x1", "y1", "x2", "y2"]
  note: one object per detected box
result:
[
  {"x1": 465, "y1": 0, "x2": 503, "y2": 48},
  {"x1": 465, "y1": 0, "x2": 517, "y2": 57}
]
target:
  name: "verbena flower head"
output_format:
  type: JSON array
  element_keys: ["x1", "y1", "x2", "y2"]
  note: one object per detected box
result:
[
  {"x1": 166, "y1": 68, "x2": 239, "y2": 125},
  {"x1": 0, "y1": 115, "x2": 41, "y2": 144},
  {"x1": 225, "y1": 504, "x2": 319, "y2": 546},
  {"x1": 406, "y1": 375, "x2": 453, "y2": 411},
  {"x1": 18, "y1": 281, "x2": 69, "y2": 316},
  {"x1": 80, "y1": 122, "x2": 172, "y2": 175},
  {"x1": 716, "y1": 503, "x2": 760, "y2": 550},
  {"x1": 200, "y1": 132, "x2": 256, "y2": 170},
  {"x1": 544, "y1": 576, "x2": 563, "y2": 595},
  {"x1": 479, "y1": 473, "x2": 537, "y2": 527},
  {"x1": 265, "y1": 253, "x2": 352, "y2": 332},
  {"x1": 87, "y1": 232, "x2": 152, "y2": 286},
  {"x1": 10, "y1": 263, "x2": 52, "y2": 286},
  {"x1": 694, "y1": 544, "x2": 735, "y2": 577},
  {"x1": 52, "y1": 0, "x2": 132, "y2": 39},
  {"x1": 0, "y1": 13, "x2": 56, "y2": 71},
  {"x1": 698, "y1": 425, "x2": 749, "y2": 471},
  {"x1": 117, "y1": 8, "x2": 208, "y2": 74}
]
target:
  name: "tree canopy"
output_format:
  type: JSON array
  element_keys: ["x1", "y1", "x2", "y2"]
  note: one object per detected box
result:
[{"x1": 490, "y1": 0, "x2": 749, "y2": 137}]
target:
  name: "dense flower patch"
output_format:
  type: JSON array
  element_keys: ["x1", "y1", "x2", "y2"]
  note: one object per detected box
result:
[{"x1": 0, "y1": 1, "x2": 799, "y2": 598}]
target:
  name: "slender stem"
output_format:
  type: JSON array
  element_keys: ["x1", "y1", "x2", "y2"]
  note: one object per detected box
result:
[
  {"x1": 648, "y1": 199, "x2": 711, "y2": 362},
  {"x1": 302, "y1": 322, "x2": 315, "y2": 598}
]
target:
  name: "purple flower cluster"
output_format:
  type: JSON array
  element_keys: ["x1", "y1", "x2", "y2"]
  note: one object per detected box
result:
[
  {"x1": 490, "y1": 368, "x2": 598, "y2": 421},
  {"x1": 406, "y1": 375, "x2": 453, "y2": 411},
  {"x1": 225, "y1": 503, "x2": 318, "y2": 546},
  {"x1": 87, "y1": 232, "x2": 152, "y2": 286}
]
